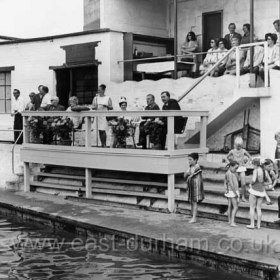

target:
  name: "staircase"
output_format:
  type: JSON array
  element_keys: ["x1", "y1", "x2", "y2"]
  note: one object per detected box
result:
[{"x1": 29, "y1": 162, "x2": 280, "y2": 229}]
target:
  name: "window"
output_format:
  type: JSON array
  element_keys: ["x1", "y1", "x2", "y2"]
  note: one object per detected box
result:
[{"x1": 0, "y1": 72, "x2": 11, "y2": 113}]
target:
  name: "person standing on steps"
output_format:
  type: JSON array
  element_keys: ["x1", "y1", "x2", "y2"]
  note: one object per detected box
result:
[
  {"x1": 11, "y1": 89, "x2": 25, "y2": 144},
  {"x1": 92, "y1": 84, "x2": 113, "y2": 147},
  {"x1": 184, "y1": 153, "x2": 204, "y2": 224}
]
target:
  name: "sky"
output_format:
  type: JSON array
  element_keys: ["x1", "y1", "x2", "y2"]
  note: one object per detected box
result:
[{"x1": 0, "y1": 0, "x2": 84, "y2": 39}]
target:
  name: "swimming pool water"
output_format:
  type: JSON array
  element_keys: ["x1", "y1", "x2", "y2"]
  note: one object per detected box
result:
[{"x1": 0, "y1": 215, "x2": 252, "y2": 280}]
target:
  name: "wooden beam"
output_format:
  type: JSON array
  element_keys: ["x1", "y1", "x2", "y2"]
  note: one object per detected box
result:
[
  {"x1": 167, "y1": 174, "x2": 175, "y2": 212},
  {"x1": 173, "y1": 0, "x2": 178, "y2": 79},
  {"x1": 167, "y1": 116, "x2": 175, "y2": 151},
  {"x1": 85, "y1": 168, "x2": 92, "y2": 198},
  {"x1": 85, "y1": 117, "x2": 92, "y2": 147},
  {"x1": 23, "y1": 162, "x2": 30, "y2": 192},
  {"x1": 200, "y1": 116, "x2": 208, "y2": 148}
]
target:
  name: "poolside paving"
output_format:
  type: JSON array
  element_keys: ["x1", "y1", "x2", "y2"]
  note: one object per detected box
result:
[{"x1": 0, "y1": 189, "x2": 279, "y2": 276}]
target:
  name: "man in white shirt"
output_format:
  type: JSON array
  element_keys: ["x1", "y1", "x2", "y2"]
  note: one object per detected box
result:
[
  {"x1": 11, "y1": 89, "x2": 25, "y2": 144},
  {"x1": 38, "y1": 86, "x2": 51, "y2": 109}
]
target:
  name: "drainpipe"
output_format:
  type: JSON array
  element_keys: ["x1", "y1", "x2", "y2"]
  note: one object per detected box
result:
[
  {"x1": 249, "y1": 0, "x2": 254, "y2": 74},
  {"x1": 174, "y1": 0, "x2": 178, "y2": 79}
]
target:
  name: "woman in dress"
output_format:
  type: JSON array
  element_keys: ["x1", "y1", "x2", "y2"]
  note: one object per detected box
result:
[
  {"x1": 213, "y1": 38, "x2": 228, "y2": 77},
  {"x1": 92, "y1": 84, "x2": 113, "y2": 147}
]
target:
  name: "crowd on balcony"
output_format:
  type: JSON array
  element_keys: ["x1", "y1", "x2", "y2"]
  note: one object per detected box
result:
[
  {"x1": 181, "y1": 19, "x2": 280, "y2": 78},
  {"x1": 12, "y1": 84, "x2": 186, "y2": 150}
]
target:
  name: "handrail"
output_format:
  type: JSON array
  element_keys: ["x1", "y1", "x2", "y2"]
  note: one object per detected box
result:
[
  {"x1": 177, "y1": 47, "x2": 236, "y2": 102},
  {"x1": 22, "y1": 110, "x2": 209, "y2": 118}
]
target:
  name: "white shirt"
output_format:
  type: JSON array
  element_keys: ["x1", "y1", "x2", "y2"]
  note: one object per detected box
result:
[
  {"x1": 40, "y1": 93, "x2": 52, "y2": 108},
  {"x1": 11, "y1": 96, "x2": 25, "y2": 114}
]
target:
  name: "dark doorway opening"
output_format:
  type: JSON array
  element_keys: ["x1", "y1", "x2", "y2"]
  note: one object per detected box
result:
[
  {"x1": 202, "y1": 11, "x2": 223, "y2": 54},
  {"x1": 55, "y1": 66, "x2": 98, "y2": 109}
]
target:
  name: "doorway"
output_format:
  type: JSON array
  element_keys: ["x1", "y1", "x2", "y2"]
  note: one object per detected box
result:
[
  {"x1": 202, "y1": 11, "x2": 223, "y2": 53},
  {"x1": 55, "y1": 66, "x2": 98, "y2": 108}
]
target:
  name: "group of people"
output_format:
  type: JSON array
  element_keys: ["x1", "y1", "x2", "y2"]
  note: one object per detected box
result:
[
  {"x1": 12, "y1": 83, "x2": 186, "y2": 149},
  {"x1": 186, "y1": 136, "x2": 280, "y2": 228},
  {"x1": 181, "y1": 19, "x2": 280, "y2": 78}
]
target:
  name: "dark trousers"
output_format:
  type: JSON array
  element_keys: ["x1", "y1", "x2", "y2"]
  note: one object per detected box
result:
[
  {"x1": 138, "y1": 122, "x2": 147, "y2": 149},
  {"x1": 14, "y1": 113, "x2": 23, "y2": 144}
]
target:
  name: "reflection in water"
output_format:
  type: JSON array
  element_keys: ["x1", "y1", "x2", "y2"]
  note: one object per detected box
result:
[{"x1": 0, "y1": 216, "x2": 249, "y2": 280}]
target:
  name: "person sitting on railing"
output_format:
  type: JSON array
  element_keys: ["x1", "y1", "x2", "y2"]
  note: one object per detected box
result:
[
  {"x1": 224, "y1": 23, "x2": 242, "y2": 49},
  {"x1": 180, "y1": 31, "x2": 198, "y2": 77},
  {"x1": 137, "y1": 94, "x2": 160, "y2": 149},
  {"x1": 199, "y1": 38, "x2": 219, "y2": 76},
  {"x1": 212, "y1": 38, "x2": 228, "y2": 77},
  {"x1": 224, "y1": 37, "x2": 246, "y2": 75},
  {"x1": 240, "y1": 38, "x2": 264, "y2": 75},
  {"x1": 45, "y1": 96, "x2": 65, "y2": 111},
  {"x1": 92, "y1": 84, "x2": 113, "y2": 148}
]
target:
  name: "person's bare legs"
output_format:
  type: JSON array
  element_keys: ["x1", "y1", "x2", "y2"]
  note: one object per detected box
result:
[
  {"x1": 189, "y1": 202, "x2": 197, "y2": 223},
  {"x1": 227, "y1": 199, "x2": 232, "y2": 225},
  {"x1": 240, "y1": 172, "x2": 247, "y2": 202},
  {"x1": 231, "y1": 197, "x2": 238, "y2": 227},
  {"x1": 99, "y1": 130, "x2": 107, "y2": 147},
  {"x1": 256, "y1": 197, "x2": 264, "y2": 229},
  {"x1": 247, "y1": 194, "x2": 256, "y2": 229}
]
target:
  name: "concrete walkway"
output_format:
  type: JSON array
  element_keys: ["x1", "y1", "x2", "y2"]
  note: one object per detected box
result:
[{"x1": 0, "y1": 190, "x2": 279, "y2": 278}]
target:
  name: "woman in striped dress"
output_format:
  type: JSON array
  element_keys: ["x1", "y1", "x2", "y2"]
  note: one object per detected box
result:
[{"x1": 184, "y1": 153, "x2": 205, "y2": 223}]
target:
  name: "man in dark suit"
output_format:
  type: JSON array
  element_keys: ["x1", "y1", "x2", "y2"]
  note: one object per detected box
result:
[
  {"x1": 157, "y1": 91, "x2": 185, "y2": 149},
  {"x1": 224, "y1": 23, "x2": 242, "y2": 49}
]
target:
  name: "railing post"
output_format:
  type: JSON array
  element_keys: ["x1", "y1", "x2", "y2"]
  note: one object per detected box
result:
[
  {"x1": 23, "y1": 162, "x2": 30, "y2": 192},
  {"x1": 85, "y1": 116, "x2": 91, "y2": 147},
  {"x1": 23, "y1": 116, "x2": 29, "y2": 144},
  {"x1": 167, "y1": 174, "x2": 175, "y2": 212},
  {"x1": 167, "y1": 116, "x2": 175, "y2": 152},
  {"x1": 235, "y1": 47, "x2": 240, "y2": 88},
  {"x1": 95, "y1": 116, "x2": 99, "y2": 147},
  {"x1": 264, "y1": 41, "x2": 269, "y2": 87},
  {"x1": 85, "y1": 168, "x2": 92, "y2": 198},
  {"x1": 200, "y1": 116, "x2": 208, "y2": 148}
]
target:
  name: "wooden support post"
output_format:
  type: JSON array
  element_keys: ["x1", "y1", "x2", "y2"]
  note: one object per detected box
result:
[
  {"x1": 85, "y1": 117, "x2": 91, "y2": 147},
  {"x1": 167, "y1": 174, "x2": 175, "y2": 212},
  {"x1": 236, "y1": 47, "x2": 240, "y2": 88},
  {"x1": 85, "y1": 168, "x2": 92, "y2": 198},
  {"x1": 95, "y1": 116, "x2": 99, "y2": 147},
  {"x1": 23, "y1": 162, "x2": 30, "y2": 192},
  {"x1": 264, "y1": 42, "x2": 269, "y2": 87},
  {"x1": 200, "y1": 116, "x2": 208, "y2": 148},
  {"x1": 23, "y1": 116, "x2": 29, "y2": 144},
  {"x1": 167, "y1": 116, "x2": 175, "y2": 152}
]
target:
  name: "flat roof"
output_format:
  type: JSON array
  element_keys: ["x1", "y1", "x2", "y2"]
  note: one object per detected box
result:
[{"x1": 0, "y1": 29, "x2": 114, "y2": 46}]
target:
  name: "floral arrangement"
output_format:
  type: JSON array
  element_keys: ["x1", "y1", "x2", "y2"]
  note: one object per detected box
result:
[
  {"x1": 109, "y1": 117, "x2": 132, "y2": 148},
  {"x1": 27, "y1": 116, "x2": 74, "y2": 144}
]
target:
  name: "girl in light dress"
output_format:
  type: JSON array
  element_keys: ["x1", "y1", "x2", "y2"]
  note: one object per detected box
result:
[
  {"x1": 247, "y1": 158, "x2": 272, "y2": 229},
  {"x1": 227, "y1": 137, "x2": 251, "y2": 202},
  {"x1": 184, "y1": 153, "x2": 204, "y2": 224},
  {"x1": 224, "y1": 161, "x2": 240, "y2": 227}
]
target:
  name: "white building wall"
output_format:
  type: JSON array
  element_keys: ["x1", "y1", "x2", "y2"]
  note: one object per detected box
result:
[
  {"x1": 175, "y1": 0, "x2": 280, "y2": 52},
  {"x1": 101, "y1": 0, "x2": 169, "y2": 37}
]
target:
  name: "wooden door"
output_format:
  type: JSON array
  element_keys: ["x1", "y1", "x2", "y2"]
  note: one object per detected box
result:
[{"x1": 202, "y1": 11, "x2": 223, "y2": 53}]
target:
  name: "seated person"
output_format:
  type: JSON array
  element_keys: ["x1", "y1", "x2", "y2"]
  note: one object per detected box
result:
[
  {"x1": 240, "y1": 38, "x2": 264, "y2": 75},
  {"x1": 110, "y1": 97, "x2": 131, "y2": 148},
  {"x1": 25, "y1": 92, "x2": 37, "y2": 111},
  {"x1": 66, "y1": 96, "x2": 84, "y2": 129},
  {"x1": 213, "y1": 38, "x2": 228, "y2": 77},
  {"x1": 262, "y1": 33, "x2": 279, "y2": 70},
  {"x1": 45, "y1": 96, "x2": 65, "y2": 111},
  {"x1": 181, "y1": 31, "x2": 199, "y2": 76},
  {"x1": 225, "y1": 37, "x2": 246, "y2": 75},
  {"x1": 199, "y1": 38, "x2": 219, "y2": 76},
  {"x1": 137, "y1": 94, "x2": 160, "y2": 149}
]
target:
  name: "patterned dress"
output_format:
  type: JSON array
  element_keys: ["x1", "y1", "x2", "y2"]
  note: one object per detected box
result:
[{"x1": 186, "y1": 163, "x2": 205, "y2": 203}]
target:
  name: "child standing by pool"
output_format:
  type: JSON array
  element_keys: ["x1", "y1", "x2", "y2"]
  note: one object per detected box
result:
[
  {"x1": 224, "y1": 161, "x2": 240, "y2": 227},
  {"x1": 184, "y1": 153, "x2": 204, "y2": 224},
  {"x1": 247, "y1": 158, "x2": 272, "y2": 229},
  {"x1": 227, "y1": 137, "x2": 251, "y2": 202}
]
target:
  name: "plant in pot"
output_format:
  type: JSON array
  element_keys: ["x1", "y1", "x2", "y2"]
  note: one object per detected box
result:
[{"x1": 52, "y1": 117, "x2": 74, "y2": 145}]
